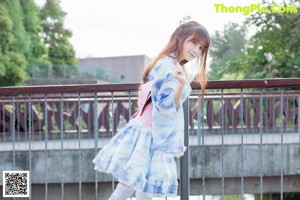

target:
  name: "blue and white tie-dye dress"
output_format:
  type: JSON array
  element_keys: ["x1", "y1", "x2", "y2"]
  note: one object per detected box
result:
[{"x1": 92, "y1": 55, "x2": 192, "y2": 197}]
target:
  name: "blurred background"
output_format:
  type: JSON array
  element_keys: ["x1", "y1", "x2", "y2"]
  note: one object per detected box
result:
[
  {"x1": 1, "y1": 0, "x2": 299, "y2": 88},
  {"x1": 0, "y1": 1, "x2": 299, "y2": 199}
]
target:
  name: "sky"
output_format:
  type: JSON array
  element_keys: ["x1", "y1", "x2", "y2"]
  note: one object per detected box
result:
[{"x1": 35, "y1": 0, "x2": 251, "y2": 59}]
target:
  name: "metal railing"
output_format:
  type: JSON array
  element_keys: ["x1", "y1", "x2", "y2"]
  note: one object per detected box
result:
[{"x1": 0, "y1": 78, "x2": 300, "y2": 200}]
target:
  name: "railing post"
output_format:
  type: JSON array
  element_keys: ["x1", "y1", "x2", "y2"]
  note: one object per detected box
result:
[{"x1": 180, "y1": 100, "x2": 190, "y2": 199}]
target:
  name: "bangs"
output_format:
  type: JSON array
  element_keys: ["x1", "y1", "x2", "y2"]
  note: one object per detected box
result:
[{"x1": 190, "y1": 27, "x2": 210, "y2": 49}]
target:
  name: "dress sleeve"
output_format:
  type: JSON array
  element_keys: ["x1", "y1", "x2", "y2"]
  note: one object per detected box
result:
[
  {"x1": 150, "y1": 58, "x2": 191, "y2": 117},
  {"x1": 150, "y1": 58, "x2": 188, "y2": 156},
  {"x1": 150, "y1": 59, "x2": 179, "y2": 118}
]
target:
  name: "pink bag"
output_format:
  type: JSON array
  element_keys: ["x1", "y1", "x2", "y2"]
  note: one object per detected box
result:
[{"x1": 131, "y1": 80, "x2": 154, "y2": 127}]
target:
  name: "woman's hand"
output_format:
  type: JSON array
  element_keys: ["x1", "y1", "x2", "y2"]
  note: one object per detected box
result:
[{"x1": 173, "y1": 63, "x2": 187, "y2": 84}]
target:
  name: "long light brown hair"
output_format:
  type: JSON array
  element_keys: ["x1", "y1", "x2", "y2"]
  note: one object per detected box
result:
[{"x1": 141, "y1": 21, "x2": 210, "y2": 111}]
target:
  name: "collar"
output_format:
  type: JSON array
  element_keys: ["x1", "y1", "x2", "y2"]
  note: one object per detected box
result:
[{"x1": 169, "y1": 53, "x2": 179, "y2": 65}]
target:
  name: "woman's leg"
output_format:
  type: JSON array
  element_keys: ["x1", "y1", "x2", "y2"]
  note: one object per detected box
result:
[
  {"x1": 135, "y1": 191, "x2": 152, "y2": 200},
  {"x1": 108, "y1": 183, "x2": 135, "y2": 200}
]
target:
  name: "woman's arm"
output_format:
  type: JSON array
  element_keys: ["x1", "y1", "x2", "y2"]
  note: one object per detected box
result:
[{"x1": 173, "y1": 63, "x2": 187, "y2": 108}]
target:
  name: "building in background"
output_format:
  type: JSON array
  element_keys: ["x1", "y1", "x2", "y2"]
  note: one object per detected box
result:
[
  {"x1": 27, "y1": 55, "x2": 152, "y2": 85},
  {"x1": 79, "y1": 55, "x2": 152, "y2": 83}
]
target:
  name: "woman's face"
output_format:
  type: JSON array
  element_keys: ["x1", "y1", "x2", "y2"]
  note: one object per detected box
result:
[{"x1": 178, "y1": 36, "x2": 204, "y2": 62}]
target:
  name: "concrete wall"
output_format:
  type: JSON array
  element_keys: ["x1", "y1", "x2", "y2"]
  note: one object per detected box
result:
[
  {"x1": 79, "y1": 55, "x2": 152, "y2": 83},
  {"x1": 1, "y1": 144, "x2": 300, "y2": 199}
]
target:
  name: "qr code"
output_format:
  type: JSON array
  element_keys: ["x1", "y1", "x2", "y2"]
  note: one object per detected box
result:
[{"x1": 2, "y1": 171, "x2": 29, "y2": 197}]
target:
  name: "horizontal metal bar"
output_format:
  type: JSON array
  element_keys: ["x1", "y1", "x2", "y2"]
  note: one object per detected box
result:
[{"x1": 1, "y1": 78, "x2": 300, "y2": 95}]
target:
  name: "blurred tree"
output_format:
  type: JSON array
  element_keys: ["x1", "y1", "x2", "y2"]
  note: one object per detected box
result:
[
  {"x1": 208, "y1": 22, "x2": 247, "y2": 80},
  {"x1": 5, "y1": 0, "x2": 29, "y2": 55},
  {"x1": 40, "y1": 0, "x2": 78, "y2": 76},
  {"x1": 0, "y1": 2, "x2": 28, "y2": 86},
  {"x1": 0, "y1": 0, "x2": 79, "y2": 86},
  {"x1": 20, "y1": 0, "x2": 49, "y2": 76},
  {"x1": 234, "y1": 0, "x2": 300, "y2": 79},
  {"x1": 208, "y1": 0, "x2": 300, "y2": 80}
]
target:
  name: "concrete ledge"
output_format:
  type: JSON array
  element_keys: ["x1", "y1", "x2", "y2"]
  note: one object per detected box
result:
[
  {"x1": 1, "y1": 144, "x2": 299, "y2": 197},
  {"x1": 1, "y1": 144, "x2": 300, "y2": 183},
  {"x1": 189, "y1": 176, "x2": 300, "y2": 195},
  {"x1": 189, "y1": 144, "x2": 300, "y2": 178}
]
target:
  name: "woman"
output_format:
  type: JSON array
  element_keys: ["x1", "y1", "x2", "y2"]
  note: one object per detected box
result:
[{"x1": 92, "y1": 20, "x2": 210, "y2": 200}]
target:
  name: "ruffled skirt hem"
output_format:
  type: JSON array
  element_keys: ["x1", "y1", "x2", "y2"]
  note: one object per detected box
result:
[
  {"x1": 92, "y1": 119, "x2": 178, "y2": 197},
  {"x1": 93, "y1": 159, "x2": 178, "y2": 197}
]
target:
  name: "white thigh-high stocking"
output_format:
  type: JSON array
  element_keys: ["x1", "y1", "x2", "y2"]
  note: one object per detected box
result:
[
  {"x1": 135, "y1": 191, "x2": 152, "y2": 200},
  {"x1": 108, "y1": 183, "x2": 135, "y2": 200}
]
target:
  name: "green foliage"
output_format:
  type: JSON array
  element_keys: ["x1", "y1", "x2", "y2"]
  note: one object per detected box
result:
[
  {"x1": 0, "y1": 52, "x2": 28, "y2": 86},
  {"x1": 0, "y1": 8, "x2": 13, "y2": 53},
  {"x1": 242, "y1": 0, "x2": 300, "y2": 79},
  {"x1": 5, "y1": 0, "x2": 29, "y2": 54},
  {"x1": 0, "y1": 0, "x2": 78, "y2": 86},
  {"x1": 40, "y1": 0, "x2": 78, "y2": 75},
  {"x1": 209, "y1": 22, "x2": 247, "y2": 80},
  {"x1": 209, "y1": 0, "x2": 300, "y2": 80},
  {"x1": 20, "y1": 0, "x2": 49, "y2": 72},
  {"x1": 0, "y1": 2, "x2": 28, "y2": 86},
  {"x1": 223, "y1": 194, "x2": 241, "y2": 200}
]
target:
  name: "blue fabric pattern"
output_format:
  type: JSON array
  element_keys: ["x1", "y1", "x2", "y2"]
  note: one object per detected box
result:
[
  {"x1": 150, "y1": 56, "x2": 192, "y2": 157},
  {"x1": 92, "y1": 56, "x2": 191, "y2": 197}
]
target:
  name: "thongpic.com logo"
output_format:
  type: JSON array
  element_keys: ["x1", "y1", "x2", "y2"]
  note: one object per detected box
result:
[{"x1": 214, "y1": 3, "x2": 297, "y2": 16}]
